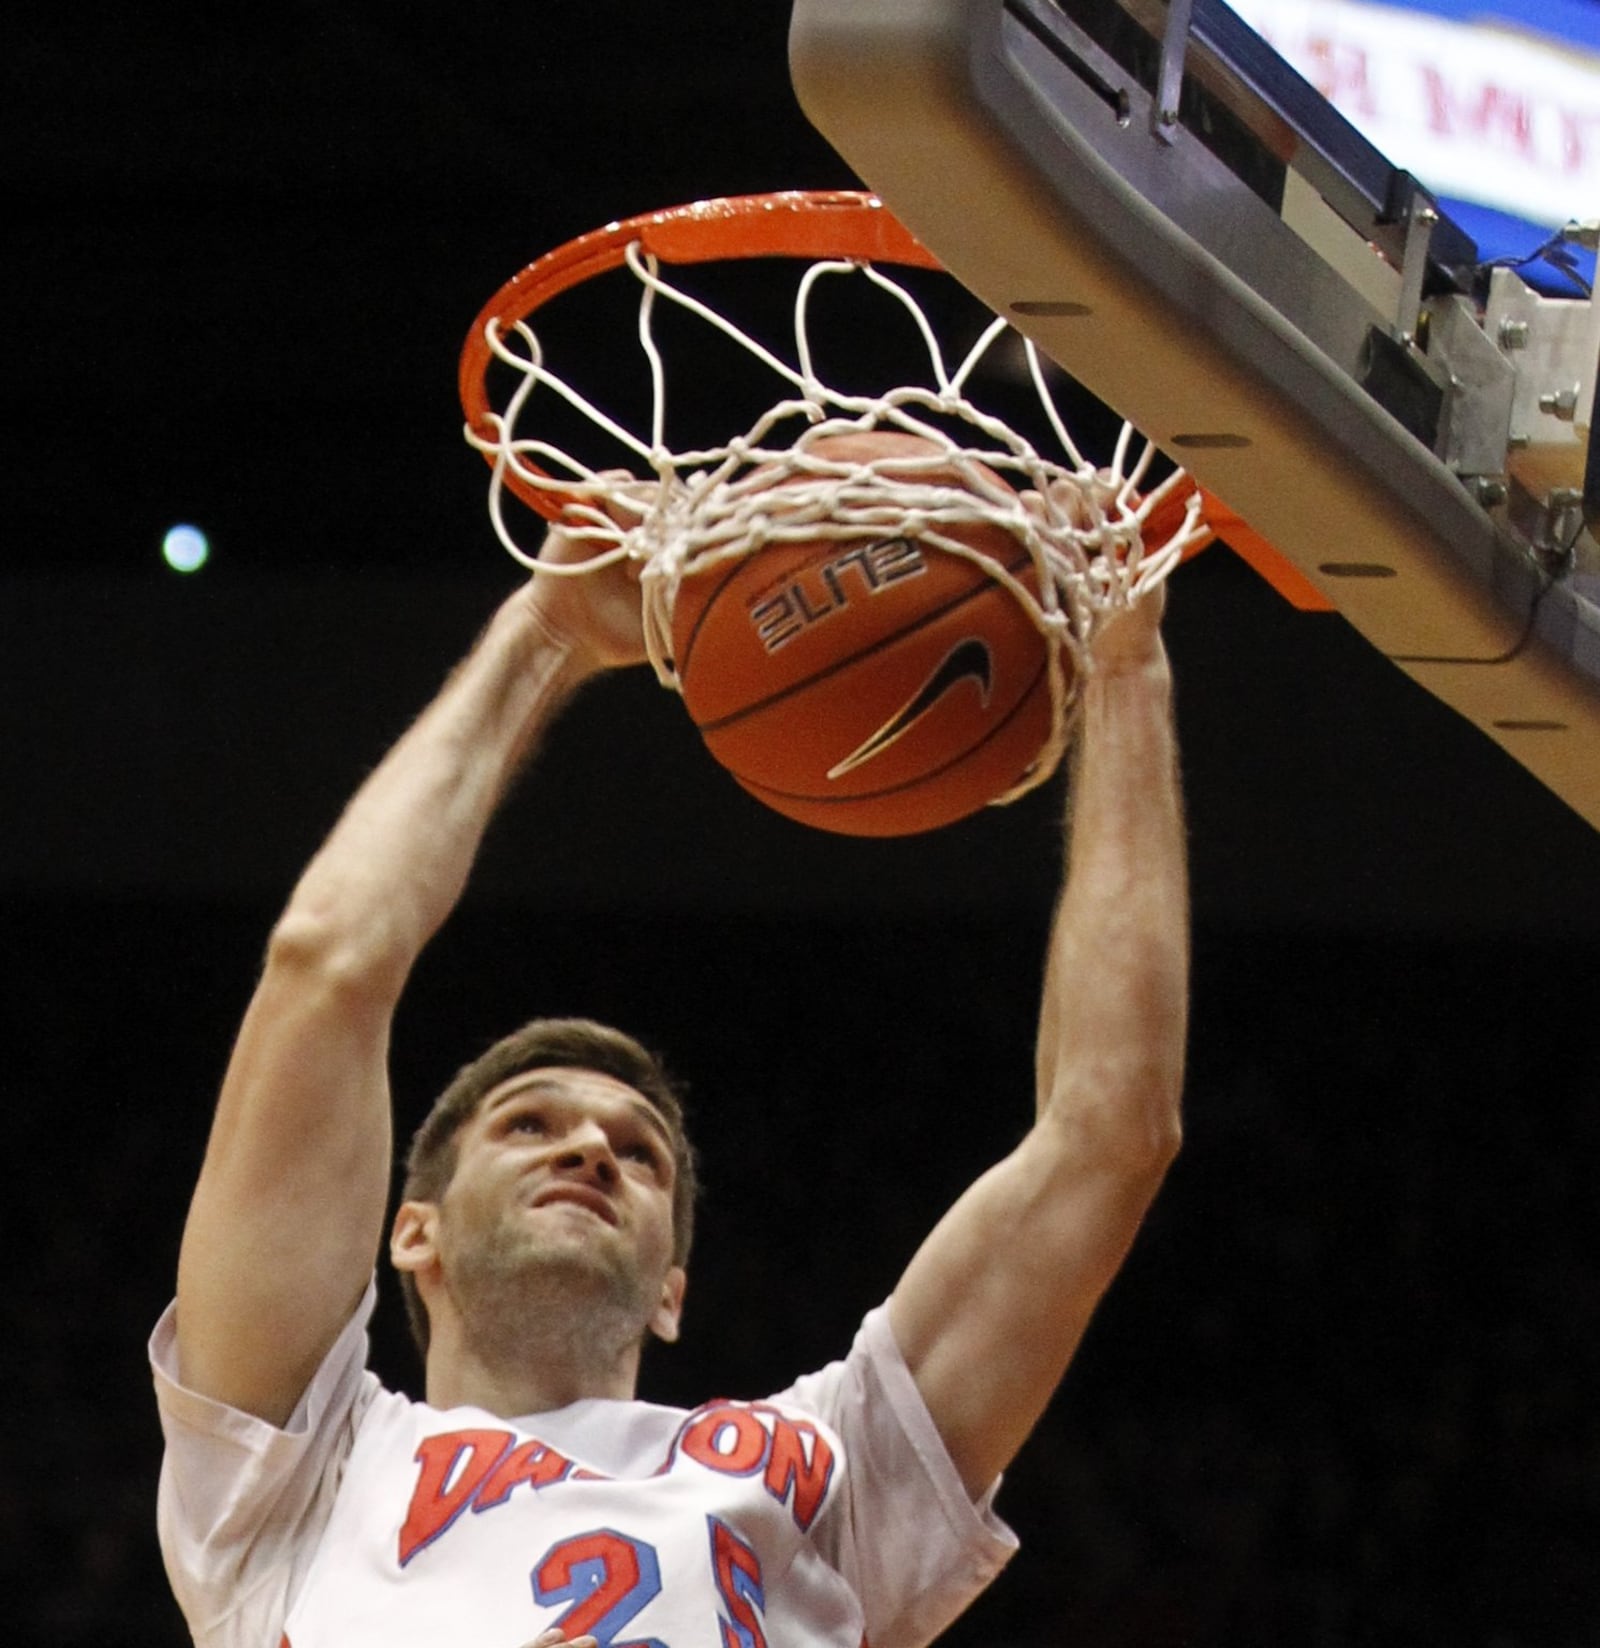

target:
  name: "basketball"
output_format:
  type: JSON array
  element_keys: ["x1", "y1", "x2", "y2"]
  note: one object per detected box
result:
[{"x1": 670, "y1": 431, "x2": 1062, "y2": 836}]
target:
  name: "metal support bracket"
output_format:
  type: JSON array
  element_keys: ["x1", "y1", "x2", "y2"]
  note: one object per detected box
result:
[
  {"x1": 1153, "y1": 0, "x2": 1196, "y2": 142},
  {"x1": 1394, "y1": 196, "x2": 1438, "y2": 346}
]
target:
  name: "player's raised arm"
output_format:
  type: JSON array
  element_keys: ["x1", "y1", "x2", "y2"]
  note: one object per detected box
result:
[
  {"x1": 175, "y1": 531, "x2": 645, "y2": 1427},
  {"x1": 887, "y1": 591, "x2": 1187, "y2": 1498}
]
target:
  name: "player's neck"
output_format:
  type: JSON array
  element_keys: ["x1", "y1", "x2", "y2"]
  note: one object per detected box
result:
[{"x1": 424, "y1": 1318, "x2": 644, "y2": 1416}]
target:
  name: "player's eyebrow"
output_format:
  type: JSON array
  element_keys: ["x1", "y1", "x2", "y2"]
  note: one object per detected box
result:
[{"x1": 483, "y1": 1073, "x2": 674, "y2": 1149}]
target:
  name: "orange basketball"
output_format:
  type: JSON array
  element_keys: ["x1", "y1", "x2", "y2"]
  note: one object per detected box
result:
[{"x1": 670, "y1": 432, "x2": 1062, "y2": 836}]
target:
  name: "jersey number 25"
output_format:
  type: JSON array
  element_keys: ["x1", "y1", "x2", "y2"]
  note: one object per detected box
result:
[{"x1": 532, "y1": 1519, "x2": 767, "y2": 1648}]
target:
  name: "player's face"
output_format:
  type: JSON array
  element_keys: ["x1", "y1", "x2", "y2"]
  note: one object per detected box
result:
[{"x1": 434, "y1": 1066, "x2": 684, "y2": 1339}]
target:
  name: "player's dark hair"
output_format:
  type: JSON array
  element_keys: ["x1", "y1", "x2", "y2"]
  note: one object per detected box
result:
[{"x1": 396, "y1": 1017, "x2": 698, "y2": 1358}]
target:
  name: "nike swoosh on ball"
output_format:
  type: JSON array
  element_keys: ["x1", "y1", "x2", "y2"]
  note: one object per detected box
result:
[{"x1": 826, "y1": 638, "x2": 994, "y2": 780}]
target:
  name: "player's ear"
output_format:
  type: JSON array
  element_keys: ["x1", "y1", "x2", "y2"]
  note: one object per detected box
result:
[
  {"x1": 389, "y1": 1200, "x2": 440, "y2": 1276},
  {"x1": 649, "y1": 1265, "x2": 687, "y2": 1344}
]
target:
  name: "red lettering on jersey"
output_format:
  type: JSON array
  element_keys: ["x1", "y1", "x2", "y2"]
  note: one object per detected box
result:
[
  {"x1": 680, "y1": 1405, "x2": 770, "y2": 1475},
  {"x1": 761, "y1": 1414, "x2": 834, "y2": 1531},
  {"x1": 399, "y1": 1428, "x2": 514, "y2": 1565},
  {"x1": 708, "y1": 1516, "x2": 768, "y2": 1648},
  {"x1": 474, "y1": 1437, "x2": 576, "y2": 1510}
]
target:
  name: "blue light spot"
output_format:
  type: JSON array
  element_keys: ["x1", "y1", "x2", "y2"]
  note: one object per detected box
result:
[{"x1": 163, "y1": 524, "x2": 210, "y2": 573}]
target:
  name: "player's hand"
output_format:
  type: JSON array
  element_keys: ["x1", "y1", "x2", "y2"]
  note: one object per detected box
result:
[
  {"x1": 521, "y1": 1629, "x2": 599, "y2": 1648},
  {"x1": 521, "y1": 481, "x2": 651, "y2": 676},
  {"x1": 1021, "y1": 476, "x2": 1170, "y2": 677},
  {"x1": 1088, "y1": 583, "x2": 1169, "y2": 678}
]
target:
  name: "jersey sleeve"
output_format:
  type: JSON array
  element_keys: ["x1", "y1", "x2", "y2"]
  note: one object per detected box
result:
[
  {"x1": 148, "y1": 1281, "x2": 380, "y2": 1647},
  {"x1": 772, "y1": 1303, "x2": 1019, "y2": 1648}
]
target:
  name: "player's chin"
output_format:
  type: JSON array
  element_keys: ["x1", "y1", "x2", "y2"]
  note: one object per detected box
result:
[{"x1": 518, "y1": 1221, "x2": 641, "y2": 1279}]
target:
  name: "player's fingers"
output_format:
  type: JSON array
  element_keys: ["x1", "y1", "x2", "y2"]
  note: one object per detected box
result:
[
  {"x1": 572, "y1": 469, "x2": 650, "y2": 531},
  {"x1": 596, "y1": 468, "x2": 651, "y2": 525},
  {"x1": 543, "y1": 471, "x2": 649, "y2": 560},
  {"x1": 519, "y1": 1631, "x2": 599, "y2": 1648},
  {"x1": 1020, "y1": 480, "x2": 1095, "y2": 530}
]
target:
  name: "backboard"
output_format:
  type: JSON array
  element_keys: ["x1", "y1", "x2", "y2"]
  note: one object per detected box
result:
[{"x1": 789, "y1": 0, "x2": 1600, "y2": 831}]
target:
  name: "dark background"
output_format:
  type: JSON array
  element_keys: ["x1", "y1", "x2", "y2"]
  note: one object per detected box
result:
[{"x1": 6, "y1": 4, "x2": 1600, "y2": 1646}]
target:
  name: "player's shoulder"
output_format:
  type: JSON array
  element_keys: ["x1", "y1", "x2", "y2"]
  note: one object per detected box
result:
[{"x1": 765, "y1": 1302, "x2": 897, "y2": 1420}]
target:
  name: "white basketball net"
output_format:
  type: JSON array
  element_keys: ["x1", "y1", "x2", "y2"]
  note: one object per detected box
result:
[{"x1": 466, "y1": 242, "x2": 1208, "y2": 805}]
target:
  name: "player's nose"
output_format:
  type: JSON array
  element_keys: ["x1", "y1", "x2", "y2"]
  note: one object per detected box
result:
[{"x1": 552, "y1": 1119, "x2": 620, "y2": 1182}]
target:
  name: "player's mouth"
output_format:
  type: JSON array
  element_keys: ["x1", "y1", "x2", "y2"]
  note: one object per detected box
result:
[{"x1": 529, "y1": 1184, "x2": 620, "y2": 1226}]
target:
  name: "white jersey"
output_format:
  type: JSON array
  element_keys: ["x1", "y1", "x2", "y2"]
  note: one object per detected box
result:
[{"x1": 150, "y1": 1286, "x2": 1016, "y2": 1648}]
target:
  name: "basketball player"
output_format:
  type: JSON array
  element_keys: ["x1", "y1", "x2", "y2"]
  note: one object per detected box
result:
[{"x1": 150, "y1": 511, "x2": 1188, "y2": 1648}]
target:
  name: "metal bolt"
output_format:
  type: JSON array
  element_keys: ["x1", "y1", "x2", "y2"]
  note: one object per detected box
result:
[
  {"x1": 1498, "y1": 318, "x2": 1530, "y2": 350},
  {"x1": 1470, "y1": 476, "x2": 1508, "y2": 508},
  {"x1": 1535, "y1": 487, "x2": 1585, "y2": 570},
  {"x1": 1538, "y1": 383, "x2": 1583, "y2": 421}
]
